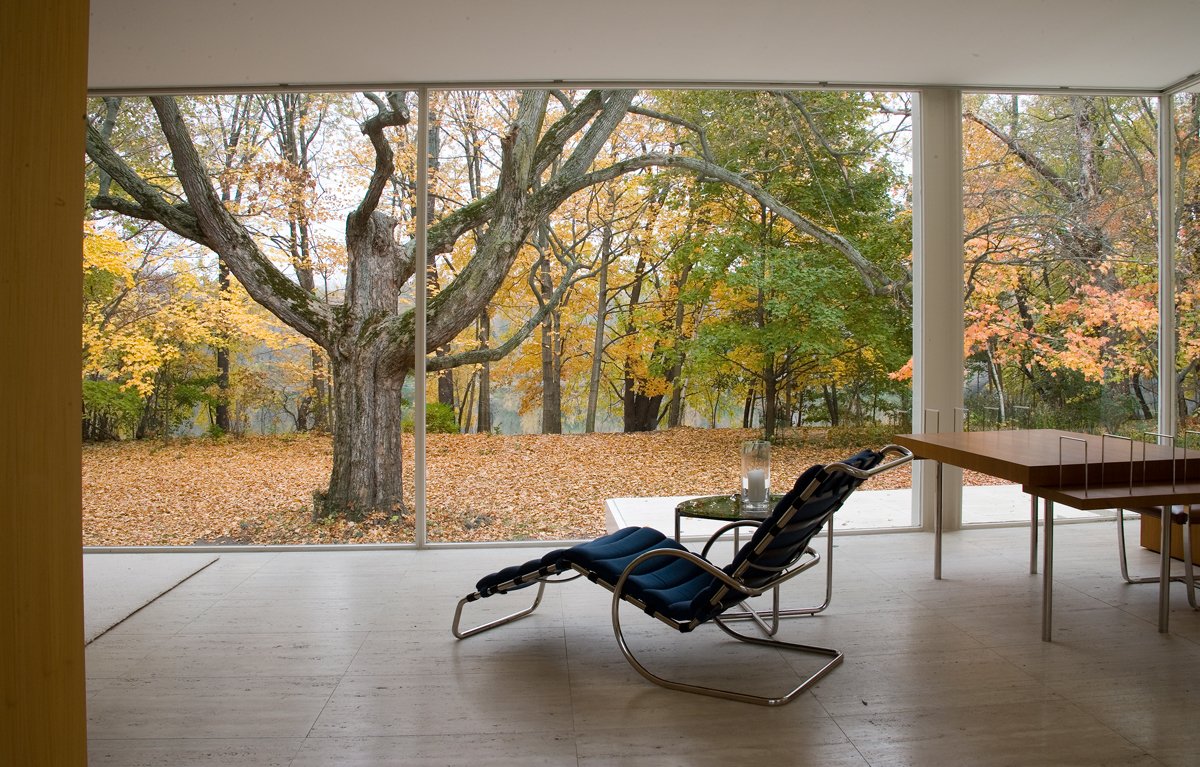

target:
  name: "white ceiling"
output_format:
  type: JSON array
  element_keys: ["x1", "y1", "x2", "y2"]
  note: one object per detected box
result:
[{"x1": 88, "y1": 0, "x2": 1200, "y2": 93}]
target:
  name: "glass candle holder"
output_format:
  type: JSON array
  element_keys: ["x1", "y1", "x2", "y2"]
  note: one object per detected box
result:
[{"x1": 740, "y1": 440, "x2": 771, "y2": 515}]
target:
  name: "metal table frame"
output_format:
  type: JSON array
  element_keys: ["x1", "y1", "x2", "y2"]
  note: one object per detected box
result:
[{"x1": 895, "y1": 430, "x2": 1196, "y2": 641}]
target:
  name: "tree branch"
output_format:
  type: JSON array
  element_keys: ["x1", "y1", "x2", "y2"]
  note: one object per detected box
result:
[
  {"x1": 964, "y1": 111, "x2": 1078, "y2": 201},
  {"x1": 537, "y1": 152, "x2": 907, "y2": 301},
  {"x1": 350, "y1": 91, "x2": 411, "y2": 239},
  {"x1": 150, "y1": 96, "x2": 333, "y2": 346},
  {"x1": 86, "y1": 123, "x2": 208, "y2": 244},
  {"x1": 628, "y1": 104, "x2": 714, "y2": 163},
  {"x1": 427, "y1": 260, "x2": 588, "y2": 371},
  {"x1": 532, "y1": 90, "x2": 604, "y2": 177}
]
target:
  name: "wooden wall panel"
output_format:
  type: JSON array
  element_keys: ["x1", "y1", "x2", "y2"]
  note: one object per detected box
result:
[{"x1": 0, "y1": 0, "x2": 90, "y2": 763}]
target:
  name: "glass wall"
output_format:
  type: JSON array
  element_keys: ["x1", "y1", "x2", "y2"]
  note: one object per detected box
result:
[
  {"x1": 82, "y1": 88, "x2": 914, "y2": 546},
  {"x1": 960, "y1": 94, "x2": 1161, "y2": 523},
  {"x1": 1175, "y1": 91, "x2": 1200, "y2": 447},
  {"x1": 421, "y1": 89, "x2": 915, "y2": 542}
]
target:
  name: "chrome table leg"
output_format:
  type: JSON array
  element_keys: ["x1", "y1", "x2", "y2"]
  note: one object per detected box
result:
[
  {"x1": 934, "y1": 460, "x2": 943, "y2": 580},
  {"x1": 1159, "y1": 505, "x2": 1172, "y2": 633},
  {"x1": 1029, "y1": 495, "x2": 1038, "y2": 575},
  {"x1": 1042, "y1": 498, "x2": 1054, "y2": 642}
]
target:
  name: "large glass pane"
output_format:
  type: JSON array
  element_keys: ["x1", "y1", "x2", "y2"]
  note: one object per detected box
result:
[
  {"x1": 82, "y1": 88, "x2": 913, "y2": 547},
  {"x1": 1176, "y1": 91, "x2": 1199, "y2": 447},
  {"x1": 961, "y1": 94, "x2": 1160, "y2": 523},
  {"x1": 424, "y1": 88, "x2": 915, "y2": 543},
  {"x1": 83, "y1": 91, "x2": 419, "y2": 545}
]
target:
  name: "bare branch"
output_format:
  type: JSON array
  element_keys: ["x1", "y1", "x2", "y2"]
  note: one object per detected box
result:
[
  {"x1": 965, "y1": 111, "x2": 1077, "y2": 201},
  {"x1": 428, "y1": 260, "x2": 588, "y2": 371},
  {"x1": 350, "y1": 91, "x2": 411, "y2": 239},
  {"x1": 539, "y1": 152, "x2": 908, "y2": 301},
  {"x1": 149, "y1": 96, "x2": 333, "y2": 345},
  {"x1": 628, "y1": 104, "x2": 714, "y2": 163}
]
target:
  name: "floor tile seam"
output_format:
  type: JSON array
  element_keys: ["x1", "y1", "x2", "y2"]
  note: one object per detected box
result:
[
  {"x1": 283, "y1": 734, "x2": 310, "y2": 767},
  {"x1": 336, "y1": 626, "x2": 381, "y2": 680},
  {"x1": 142, "y1": 629, "x2": 373, "y2": 640},
  {"x1": 102, "y1": 673, "x2": 348, "y2": 685},
  {"x1": 87, "y1": 557, "x2": 226, "y2": 645},
  {"x1": 173, "y1": 555, "x2": 281, "y2": 630},
  {"x1": 559, "y1": 607, "x2": 584, "y2": 743},
  {"x1": 1039, "y1": 697, "x2": 1174, "y2": 765},
  {"x1": 86, "y1": 633, "x2": 164, "y2": 671},
  {"x1": 1109, "y1": 601, "x2": 1193, "y2": 631},
  {"x1": 86, "y1": 736, "x2": 304, "y2": 743},
  {"x1": 823, "y1": 693, "x2": 1113, "y2": 729},
  {"x1": 298, "y1": 668, "x2": 353, "y2": 742},
  {"x1": 822, "y1": 700, "x2": 874, "y2": 767}
]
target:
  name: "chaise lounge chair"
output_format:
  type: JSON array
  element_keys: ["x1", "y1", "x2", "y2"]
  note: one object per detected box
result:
[{"x1": 452, "y1": 444, "x2": 913, "y2": 706}]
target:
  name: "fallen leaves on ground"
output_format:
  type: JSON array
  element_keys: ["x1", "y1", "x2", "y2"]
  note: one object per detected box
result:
[{"x1": 82, "y1": 428, "x2": 1006, "y2": 546}]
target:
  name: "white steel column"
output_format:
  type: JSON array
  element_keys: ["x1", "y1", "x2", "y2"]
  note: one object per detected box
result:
[
  {"x1": 1158, "y1": 95, "x2": 1177, "y2": 438},
  {"x1": 912, "y1": 88, "x2": 965, "y2": 531},
  {"x1": 414, "y1": 88, "x2": 429, "y2": 547}
]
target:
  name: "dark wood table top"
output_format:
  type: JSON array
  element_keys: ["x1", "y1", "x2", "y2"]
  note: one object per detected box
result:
[{"x1": 894, "y1": 429, "x2": 1193, "y2": 487}]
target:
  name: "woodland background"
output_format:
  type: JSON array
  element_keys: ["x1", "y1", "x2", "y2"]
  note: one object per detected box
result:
[{"x1": 82, "y1": 90, "x2": 1200, "y2": 544}]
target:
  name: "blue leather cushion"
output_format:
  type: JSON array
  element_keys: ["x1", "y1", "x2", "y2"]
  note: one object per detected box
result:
[
  {"x1": 559, "y1": 527, "x2": 717, "y2": 621},
  {"x1": 475, "y1": 546, "x2": 568, "y2": 595}
]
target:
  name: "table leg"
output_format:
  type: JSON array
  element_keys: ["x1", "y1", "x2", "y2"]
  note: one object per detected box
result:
[
  {"x1": 1030, "y1": 495, "x2": 1039, "y2": 575},
  {"x1": 1159, "y1": 505, "x2": 1171, "y2": 633},
  {"x1": 934, "y1": 460, "x2": 943, "y2": 580},
  {"x1": 1042, "y1": 498, "x2": 1054, "y2": 642}
]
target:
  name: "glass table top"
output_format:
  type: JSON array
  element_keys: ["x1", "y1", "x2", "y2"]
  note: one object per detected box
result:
[{"x1": 675, "y1": 494, "x2": 786, "y2": 521}]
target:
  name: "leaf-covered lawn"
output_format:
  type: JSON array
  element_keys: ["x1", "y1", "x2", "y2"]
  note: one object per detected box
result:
[{"x1": 82, "y1": 428, "x2": 1005, "y2": 546}]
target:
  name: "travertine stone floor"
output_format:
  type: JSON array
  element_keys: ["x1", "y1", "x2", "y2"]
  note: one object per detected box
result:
[{"x1": 87, "y1": 522, "x2": 1200, "y2": 766}]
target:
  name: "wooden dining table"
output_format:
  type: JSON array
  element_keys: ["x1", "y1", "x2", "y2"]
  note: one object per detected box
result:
[{"x1": 894, "y1": 429, "x2": 1198, "y2": 640}]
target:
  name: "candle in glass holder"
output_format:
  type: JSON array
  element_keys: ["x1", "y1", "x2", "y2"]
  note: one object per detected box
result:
[{"x1": 741, "y1": 440, "x2": 771, "y2": 514}]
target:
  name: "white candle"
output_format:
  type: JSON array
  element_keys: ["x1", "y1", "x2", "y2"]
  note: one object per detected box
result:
[{"x1": 747, "y1": 468, "x2": 767, "y2": 502}]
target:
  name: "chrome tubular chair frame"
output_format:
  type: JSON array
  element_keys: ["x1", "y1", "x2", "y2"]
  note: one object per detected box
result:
[
  {"x1": 1117, "y1": 506, "x2": 1198, "y2": 609},
  {"x1": 611, "y1": 543, "x2": 843, "y2": 706},
  {"x1": 697, "y1": 519, "x2": 823, "y2": 636},
  {"x1": 452, "y1": 572, "x2": 582, "y2": 639}
]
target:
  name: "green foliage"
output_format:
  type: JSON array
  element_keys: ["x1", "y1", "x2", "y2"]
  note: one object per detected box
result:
[
  {"x1": 82, "y1": 379, "x2": 143, "y2": 440},
  {"x1": 402, "y1": 402, "x2": 460, "y2": 434},
  {"x1": 425, "y1": 402, "x2": 460, "y2": 434}
]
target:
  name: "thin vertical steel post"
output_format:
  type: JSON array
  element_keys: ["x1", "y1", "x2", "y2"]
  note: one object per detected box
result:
[
  {"x1": 414, "y1": 88, "x2": 429, "y2": 548},
  {"x1": 1159, "y1": 95, "x2": 1177, "y2": 440},
  {"x1": 1042, "y1": 499, "x2": 1054, "y2": 642},
  {"x1": 1029, "y1": 495, "x2": 1038, "y2": 575},
  {"x1": 934, "y1": 460, "x2": 943, "y2": 580},
  {"x1": 1159, "y1": 502, "x2": 1172, "y2": 633}
]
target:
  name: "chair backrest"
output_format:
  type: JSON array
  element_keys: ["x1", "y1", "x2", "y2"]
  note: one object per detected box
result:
[{"x1": 696, "y1": 449, "x2": 883, "y2": 618}]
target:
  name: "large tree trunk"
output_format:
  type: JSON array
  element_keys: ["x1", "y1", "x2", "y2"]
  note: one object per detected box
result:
[
  {"x1": 823, "y1": 384, "x2": 840, "y2": 427},
  {"x1": 665, "y1": 262, "x2": 692, "y2": 429},
  {"x1": 620, "y1": 255, "x2": 659, "y2": 432},
  {"x1": 323, "y1": 353, "x2": 407, "y2": 518},
  {"x1": 310, "y1": 349, "x2": 328, "y2": 431},
  {"x1": 623, "y1": 389, "x2": 664, "y2": 432}
]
